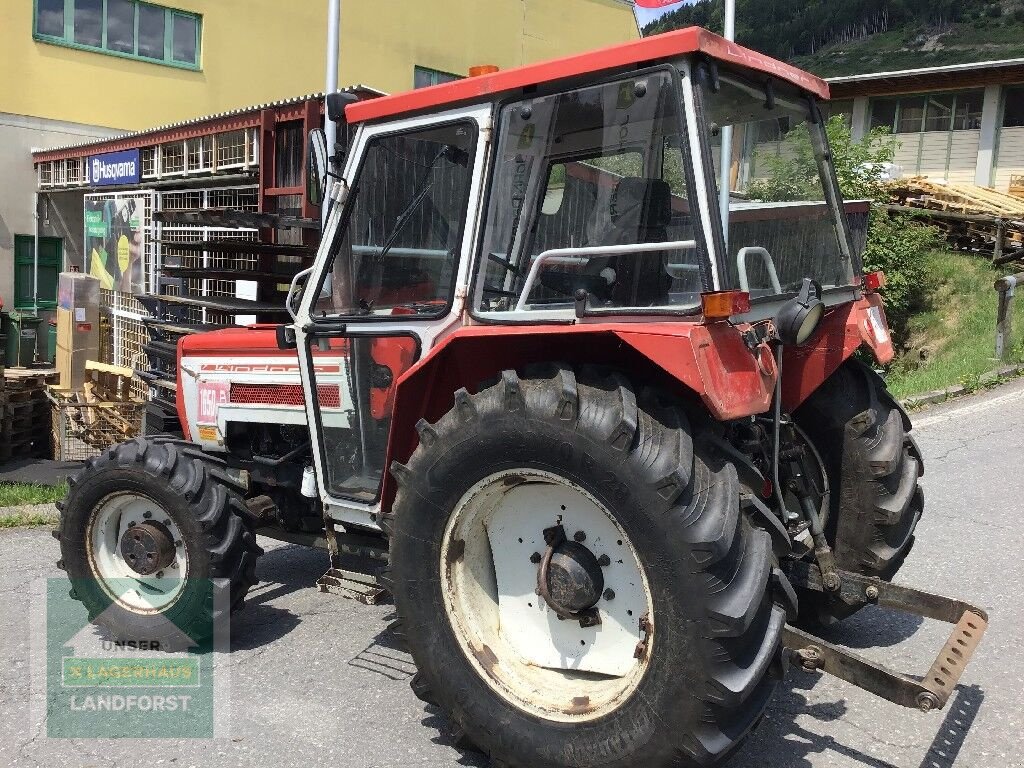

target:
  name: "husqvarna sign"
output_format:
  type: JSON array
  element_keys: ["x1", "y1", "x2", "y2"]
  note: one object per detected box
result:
[{"x1": 89, "y1": 149, "x2": 141, "y2": 186}]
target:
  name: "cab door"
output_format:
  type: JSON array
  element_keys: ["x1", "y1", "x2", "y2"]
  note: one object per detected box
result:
[{"x1": 294, "y1": 107, "x2": 488, "y2": 522}]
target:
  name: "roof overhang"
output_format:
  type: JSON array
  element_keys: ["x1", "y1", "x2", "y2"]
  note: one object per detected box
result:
[
  {"x1": 32, "y1": 86, "x2": 384, "y2": 164},
  {"x1": 345, "y1": 27, "x2": 830, "y2": 124},
  {"x1": 828, "y1": 58, "x2": 1024, "y2": 99}
]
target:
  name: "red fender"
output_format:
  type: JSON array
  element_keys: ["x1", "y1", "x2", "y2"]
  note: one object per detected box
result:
[
  {"x1": 380, "y1": 321, "x2": 776, "y2": 513},
  {"x1": 781, "y1": 292, "x2": 893, "y2": 412}
]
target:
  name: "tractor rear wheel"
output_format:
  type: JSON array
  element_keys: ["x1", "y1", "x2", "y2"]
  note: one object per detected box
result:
[
  {"x1": 385, "y1": 365, "x2": 788, "y2": 768},
  {"x1": 55, "y1": 437, "x2": 262, "y2": 647},
  {"x1": 794, "y1": 359, "x2": 924, "y2": 622}
]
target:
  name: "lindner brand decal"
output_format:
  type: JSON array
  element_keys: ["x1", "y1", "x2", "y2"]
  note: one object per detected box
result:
[{"x1": 89, "y1": 150, "x2": 141, "y2": 186}]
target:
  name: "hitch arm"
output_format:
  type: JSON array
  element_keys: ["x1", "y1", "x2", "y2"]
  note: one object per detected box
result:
[{"x1": 784, "y1": 564, "x2": 988, "y2": 711}]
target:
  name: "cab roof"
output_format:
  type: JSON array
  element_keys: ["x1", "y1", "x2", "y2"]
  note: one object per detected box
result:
[{"x1": 345, "y1": 26, "x2": 830, "y2": 125}]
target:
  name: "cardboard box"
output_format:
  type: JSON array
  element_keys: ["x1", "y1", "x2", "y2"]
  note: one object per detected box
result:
[{"x1": 55, "y1": 273, "x2": 100, "y2": 390}]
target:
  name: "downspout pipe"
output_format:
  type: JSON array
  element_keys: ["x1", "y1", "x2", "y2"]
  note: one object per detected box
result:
[{"x1": 33, "y1": 191, "x2": 40, "y2": 316}]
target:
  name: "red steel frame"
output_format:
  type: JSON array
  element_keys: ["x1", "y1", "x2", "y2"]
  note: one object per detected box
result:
[{"x1": 32, "y1": 98, "x2": 327, "y2": 223}]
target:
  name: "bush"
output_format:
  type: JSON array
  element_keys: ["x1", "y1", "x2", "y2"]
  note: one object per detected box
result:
[
  {"x1": 746, "y1": 115, "x2": 938, "y2": 343},
  {"x1": 861, "y1": 209, "x2": 940, "y2": 341}
]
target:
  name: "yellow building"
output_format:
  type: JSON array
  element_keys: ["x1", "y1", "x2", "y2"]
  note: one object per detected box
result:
[
  {"x1": 2, "y1": 0, "x2": 639, "y2": 132},
  {"x1": 1, "y1": 0, "x2": 639, "y2": 311}
]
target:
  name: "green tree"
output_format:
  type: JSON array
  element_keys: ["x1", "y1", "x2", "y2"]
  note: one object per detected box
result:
[{"x1": 746, "y1": 116, "x2": 938, "y2": 343}]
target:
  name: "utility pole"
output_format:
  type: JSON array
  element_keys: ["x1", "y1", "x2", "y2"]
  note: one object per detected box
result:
[
  {"x1": 324, "y1": 0, "x2": 341, "y2": 225},
  {"x1": 718, "y1": 0, "x2": 735, "y2": 250}
]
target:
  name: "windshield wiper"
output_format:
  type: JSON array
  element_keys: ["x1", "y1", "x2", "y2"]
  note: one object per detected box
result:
[{"x1": 374, "y1": 145, "x2": 455, "y2": 263}]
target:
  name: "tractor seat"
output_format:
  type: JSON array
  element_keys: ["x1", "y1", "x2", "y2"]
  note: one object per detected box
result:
[{"x1": 592, "y1": 177, "x2": 674, "y2": 306}]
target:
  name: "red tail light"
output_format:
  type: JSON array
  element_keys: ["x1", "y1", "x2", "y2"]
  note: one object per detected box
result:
[{"x1": 864, "y1": 271, "x2": 887, "y2": 292}]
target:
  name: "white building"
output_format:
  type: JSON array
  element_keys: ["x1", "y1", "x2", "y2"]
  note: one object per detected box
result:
[{"x1": 828, "y1": 59, "x2": 1024, "y2": 192}]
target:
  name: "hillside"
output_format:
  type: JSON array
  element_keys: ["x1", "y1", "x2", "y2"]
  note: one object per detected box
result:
[{"x1": 642, "y1": 0, "x2": 1024, "y2": 76}]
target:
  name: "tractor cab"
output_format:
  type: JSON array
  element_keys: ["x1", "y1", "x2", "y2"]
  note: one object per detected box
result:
[{"x1": 291, "y1": 27, "x2": 867, "y2": 526}]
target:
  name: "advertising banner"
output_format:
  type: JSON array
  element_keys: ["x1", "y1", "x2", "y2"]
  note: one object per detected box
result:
[
  {"x1": 84, "y1": 197, "x2": 146, "y2": 294},
  {"x1": 89, "y1": 149, "x2": 141, "y2": 187}
]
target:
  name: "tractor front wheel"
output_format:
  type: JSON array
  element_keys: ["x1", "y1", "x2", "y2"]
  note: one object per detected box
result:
[
  {"x1": 386, "y1": 366, "x2": 788, "y2": 768},
  {"x1": 55, "y1": 437, "x2": 262, "y2": 647}
]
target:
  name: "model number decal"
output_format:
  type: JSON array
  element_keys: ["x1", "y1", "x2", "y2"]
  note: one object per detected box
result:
[{"x1": 197, "y1": 381, "x2": 231, "y2": 425}]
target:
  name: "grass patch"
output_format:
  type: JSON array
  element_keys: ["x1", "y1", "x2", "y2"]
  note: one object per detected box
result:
[
  {"x1": 885, "y1": 250, "x2": 1024, "y2": 399},
  {"x1": 0, "y1": 510, "x2": 59, "y2": 529},
  {"x1": 0, "y1": 482, "x2": 67, "y2": 528},
  {"x1": 0, "y1": 482, "x2": 68, "y2": 507}
]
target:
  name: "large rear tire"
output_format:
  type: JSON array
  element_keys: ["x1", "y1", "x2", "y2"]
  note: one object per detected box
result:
[
  {"x1": 793, "y1": 359, "x2": 924, "y2": 622},
  {"x1": 385, "y1": 365, "x2": 788, "y2": 768},
  {"x1": 55, "y1": 437, "x2": 262, "y2": 646}
]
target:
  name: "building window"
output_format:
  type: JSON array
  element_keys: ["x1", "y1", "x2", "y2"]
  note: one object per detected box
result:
[
  {"x1": 1004, "y1": 87, "x2": 1024, "y2": 128},
  {"x1": 33, "y1": 0, "x2": 202, "y2": 69},
  {"x1": 869, "y1": 91, "x2": 985, "y2": 134},
  {"x1": 413, "y1": 66, "x2": 462, "y2": 89},
  {"x1": 13, "y1": 236, "x2": 62, "y2": 310}
]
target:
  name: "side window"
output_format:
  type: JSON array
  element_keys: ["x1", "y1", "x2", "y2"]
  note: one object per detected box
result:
[{"x1": 314, "y1": 121, "x2": 477, "y2": 318}]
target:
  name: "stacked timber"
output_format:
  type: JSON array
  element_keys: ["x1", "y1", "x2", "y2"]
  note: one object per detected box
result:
[
  {"x1": 48, "y1": 362, "x2": 143, "y2": 460},
  {"x1": 1010, "y1": 175, "x2": 1024, "y2": 201},
  {"x1": 887, "y1": 177, "x2": 1024, "y2": 265},
  {"x1": 0, "y1": 369, "x2": 59, "y2": 464}
]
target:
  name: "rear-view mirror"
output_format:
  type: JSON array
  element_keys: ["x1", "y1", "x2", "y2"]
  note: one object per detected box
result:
[{"x1": 307, "y1": 128, "x2": 328, "y2": 207}]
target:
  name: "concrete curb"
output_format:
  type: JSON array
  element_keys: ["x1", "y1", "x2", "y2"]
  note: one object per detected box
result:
[{"x1": 900, "y1": 363, "x2": 1024, "y2": 410}]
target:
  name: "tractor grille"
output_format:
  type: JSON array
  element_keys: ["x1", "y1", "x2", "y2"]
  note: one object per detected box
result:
[{"x1": 230, "y1": 383, "x2": 341, "y2": 408}]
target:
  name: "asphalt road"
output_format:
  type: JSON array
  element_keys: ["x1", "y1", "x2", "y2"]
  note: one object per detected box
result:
[{"x1": 3, "y1": 379, "x2": 1024, "y2": 768}]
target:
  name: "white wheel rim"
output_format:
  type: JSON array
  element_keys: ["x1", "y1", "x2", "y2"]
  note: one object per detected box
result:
[
  {"x1": 86, "y1": 492, "x2": 189, "y2": 613},
  {"x1": 440, "y1": 468, "x2": 654, "y2": 722}
]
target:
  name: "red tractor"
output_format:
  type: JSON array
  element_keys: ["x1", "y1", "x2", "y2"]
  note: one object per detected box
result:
[{"x1": 56, "y1": 27, "x2": 986, "y2": 767}]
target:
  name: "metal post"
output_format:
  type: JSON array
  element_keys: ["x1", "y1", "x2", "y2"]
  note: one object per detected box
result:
[
  {"x1": 995, "y1": 273, "x2": 1024, "y2": 359},
  {"x1": 323, "y1": 0, "x2": 341, "y2": 227},
  {"x1": 718, "y1": 0, "x2": 736, "y2": 251}
]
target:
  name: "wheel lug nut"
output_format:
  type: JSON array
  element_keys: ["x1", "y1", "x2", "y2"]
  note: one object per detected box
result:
[
  {"x1": 530, "y1": 552, "x2": 541, "y2": 564},
  {"x1": 156, "y1": 571, "x2": 164, "y2": 579},
  {"x1": 603, "y1": 589, "x2": 615, "y2": 601},
  {"x1": 597, "y1": 554, "x2": 610, "y2": 567},
  {"x1": 143, "y1": 512, "x2": 152, "y2": 519},
  {"x1": 573, "y1": 531, "x2": 586, "y2": 543}
]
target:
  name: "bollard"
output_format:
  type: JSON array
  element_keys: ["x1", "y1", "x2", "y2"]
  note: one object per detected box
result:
[{"x1": 995, "y1": 273, "x2": 1024, "y2": 359}]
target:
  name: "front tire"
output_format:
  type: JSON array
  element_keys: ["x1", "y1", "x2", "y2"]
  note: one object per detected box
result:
[
  {"x1": 794, "y1": 359, "x2": 924, "y2": 622},
  {"x1": 55, "y1": 437, "x2": 262, "y2": 646},
  {"x1": 385, "y1": 366, "x2": 787, "y2": 768}
]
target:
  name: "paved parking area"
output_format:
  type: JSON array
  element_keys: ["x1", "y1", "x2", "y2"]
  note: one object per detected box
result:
[{"x1": 3, "y1": 379, "x2": 1023, "y2": 767}]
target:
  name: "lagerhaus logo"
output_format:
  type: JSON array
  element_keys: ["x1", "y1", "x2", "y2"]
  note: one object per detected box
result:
[{"x1": 36, "y1": 577, "x2": 231, "y2": 738}]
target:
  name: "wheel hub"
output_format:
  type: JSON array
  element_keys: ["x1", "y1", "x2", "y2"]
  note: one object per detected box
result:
[
  {"x1": 119, "y1": 521, "x2": 175, "y2": 576},
  {"x1": 539, "y1": 526, "x2": 605, "y2": 617}
]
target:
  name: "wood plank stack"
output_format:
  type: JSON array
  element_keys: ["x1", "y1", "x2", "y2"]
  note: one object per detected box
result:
[
  {"x1": 1010, "y1": 175, "x2": 1024, "y2": 201},
  {"x1": 48, "y1": 361, "x2": 143, "y2": 461},
  {"x1": 0, "y1": 369, "x2": 59, "y2": 464},
  {"x1": 887, "y1": 177, "x2": 1024, "y2": 265}
]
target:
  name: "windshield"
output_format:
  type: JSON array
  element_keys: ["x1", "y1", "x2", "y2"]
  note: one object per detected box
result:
[
  {"x1": 699, "y1": 69, "x2": 855, "y2": 297},
  {"x1": 473, "y1": 69, "x2": 708, "y2": 317}
]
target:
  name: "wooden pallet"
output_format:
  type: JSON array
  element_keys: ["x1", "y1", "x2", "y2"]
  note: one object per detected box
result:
[
  {"x1": 1010, "y1": 175, "x2": 1024, "y2": 201},
  {"x1": 888, "y1": 178, "x2": 1024, "y2": 265}
]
